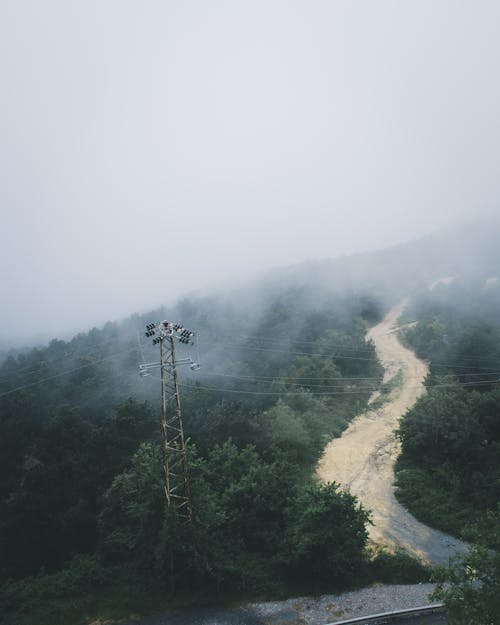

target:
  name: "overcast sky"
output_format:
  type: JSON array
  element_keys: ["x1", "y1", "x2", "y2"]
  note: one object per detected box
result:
[{"x1": 1, "y1": 1, "x2": 499, "y2": 344}]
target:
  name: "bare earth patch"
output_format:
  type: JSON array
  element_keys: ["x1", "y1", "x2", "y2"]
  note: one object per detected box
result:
[{"x1": 316, "y1": 299, "x2": 467, "y2": 565}]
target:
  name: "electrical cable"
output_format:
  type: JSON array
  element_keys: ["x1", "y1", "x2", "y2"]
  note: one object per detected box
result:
[
  {"x1": 0, "y1": 346, "x2": 139, "y2": 399},
  {"x1": 209, "y1": 340, "x2": 500, "y2": 371},
  {"x1": 179, "y1": 379, "x2": 500, "y2": 397},
  {"x1": 202, "y1": 370, "x2": 500, "y2": 383},
  {"x1": 1, "y1": 332, "x2": 498, "y2": 398}
]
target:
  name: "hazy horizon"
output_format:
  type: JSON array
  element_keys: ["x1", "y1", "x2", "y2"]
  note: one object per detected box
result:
[
  {"x1": 2, "y1": 1, "x2": 499, "y2": 345},
  {"x1": 2, "y1": 217, "x2": 498, "y2": 350},
  {"x1": 0, "y1": 225, "x2": 451, "y2": 348}
]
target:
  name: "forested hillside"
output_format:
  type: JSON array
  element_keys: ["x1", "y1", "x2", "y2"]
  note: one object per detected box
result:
[
  {"x1": 1, "y1": 223, "x2": 499, "y2": 624},
  {"x1": 0, "y1": 282, "x2": 393, "y2": 624},
  {"x1": 396, "y1": 279, "x2": 500, "y2": 536}
]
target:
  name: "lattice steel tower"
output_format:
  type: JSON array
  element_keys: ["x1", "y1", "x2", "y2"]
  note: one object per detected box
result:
[{"x1": 141, "y1": 321, "x2": 200, "y2": 522}]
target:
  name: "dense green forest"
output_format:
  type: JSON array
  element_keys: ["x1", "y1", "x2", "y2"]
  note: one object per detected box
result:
[
  {"x1": 2, "y1": 284, "x2": 421, "y2": 625},
  {"x1": 391, "y1": 277, "x2": 500, "y2": 624},
  {"x1": 395, "y1": 279, "x2": 500, "y2": 536},
  {"x1": 2, "y1": 225, "x2": 500, "y2": 624}
]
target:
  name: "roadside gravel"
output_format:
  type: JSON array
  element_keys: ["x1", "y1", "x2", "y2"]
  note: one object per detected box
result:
[
  {"x1": 247, "y1": 583, "x2": 440, "y2": 624},
  {"x1": 118, "y1": 584, "x2": 441, "y2": 625}
]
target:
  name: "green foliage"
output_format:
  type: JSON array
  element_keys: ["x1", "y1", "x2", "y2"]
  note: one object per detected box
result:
[
  {"x1": 283, "y1": 482, "x2": 370, "y2": 590},
  {"x1": 98, "y1": 442, "x2": 163, "y2": 566},
  {"x1": 368, "y1": 550, "x2": 432, "y2": 584},
  {"x1": 97, "y1": 440, "x2": 373, "y2": 598},
  {"x1": 395, "y1": 384, "x2": 500, "y2": 536},
  {"x1": 0, "y1": 555, "x2": 110, "y2": 625},
  {"x1": 0, "y1": 286, "x2": 389, "y2": 620},
  {"x1": 0, "y1": 399, "x2": 157, "y2": 579},
  {"x1": 3, "y1": 231, "x2": 500, "y2": 622},
  {"x1": 432, "y1": 508, "x2": 500, "y2": 624},
  {"x1": 190, "y1": 441, "x2": 297, "y2": 592},
  {"x1": 402, "y1": 282, "x2": 500, "y2": 388},
  {"x1": 265, "y1": 401, "x2": 313, "y2": 464},
  {"x1": 397, "y1": 386, "x2": 483, "y2": 467},
  {"x1": 395, "y1": 282, "x2": 500, "y2": 539},
  {"x1": 394, "y1": 463, "x2": 476, "y2": 535},
  {"x1": 184, "y1": 398, "x2": 264, "y2": 454}
]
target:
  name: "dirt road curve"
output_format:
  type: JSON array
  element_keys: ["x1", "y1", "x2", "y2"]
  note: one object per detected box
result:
[{"x1": 316, "y1": 299, "x2": 467, "y2": 565}]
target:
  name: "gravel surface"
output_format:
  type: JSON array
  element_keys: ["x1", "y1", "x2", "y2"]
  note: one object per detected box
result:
[
  {"x1": 247, "y1": 583, "x2": 440, "y2": 624},
  {"x1": 118, "y1": 584, "x2": 441, "y2": 625}
]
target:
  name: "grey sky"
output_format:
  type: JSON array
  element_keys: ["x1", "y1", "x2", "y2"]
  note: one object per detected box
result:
[{"x1": 1, "y1": 1, "x2": 499, "y2": 344}]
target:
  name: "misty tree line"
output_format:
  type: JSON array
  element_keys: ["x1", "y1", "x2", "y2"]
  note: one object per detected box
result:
[{"x1": 0, "y1": 286, "x2": 392, "y2": 623}]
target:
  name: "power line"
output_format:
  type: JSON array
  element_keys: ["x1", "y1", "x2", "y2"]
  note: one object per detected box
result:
[
  {"x1": 203, "y1": 370, "x2": 499, "y2": 383},
  {"x1": 231, "y1": 334, "x2": 376, "y2": 353},
  {"x1": 1, "y1": 336, "x2": 498, "y2": 399},
  {"x1": 0, "y1": 346, "x2": 139, "y2": 399},
  {"x1": 209, "y1": 340, "x2": 500, "y2": 371},
  {"x1": 223, "y1": 332, "x2": 500, "y2": 366},
  {"x1": 0, "y1": 342, "x2": 141, "y2": 383},
  {"x1": 180, "y1": 378, "x2": 500, "y2": 397},
  {"x1": 3, "y1": 316, "x2": 499, "y2": 389}
]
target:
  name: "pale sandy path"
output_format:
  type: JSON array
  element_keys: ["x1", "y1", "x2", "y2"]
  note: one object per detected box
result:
[{"x1": 316, "y1": 299, "x2": 467, "y2": 565}]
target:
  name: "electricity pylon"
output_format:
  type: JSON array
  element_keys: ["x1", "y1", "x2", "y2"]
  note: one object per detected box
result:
[{"x1": 140, "y1": 321, "x2": 200, "y2": 522}]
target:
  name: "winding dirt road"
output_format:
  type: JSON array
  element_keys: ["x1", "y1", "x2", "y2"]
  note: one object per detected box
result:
[{"x1": 316, "y1": 299, "x2": 467, "y2": 565}]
